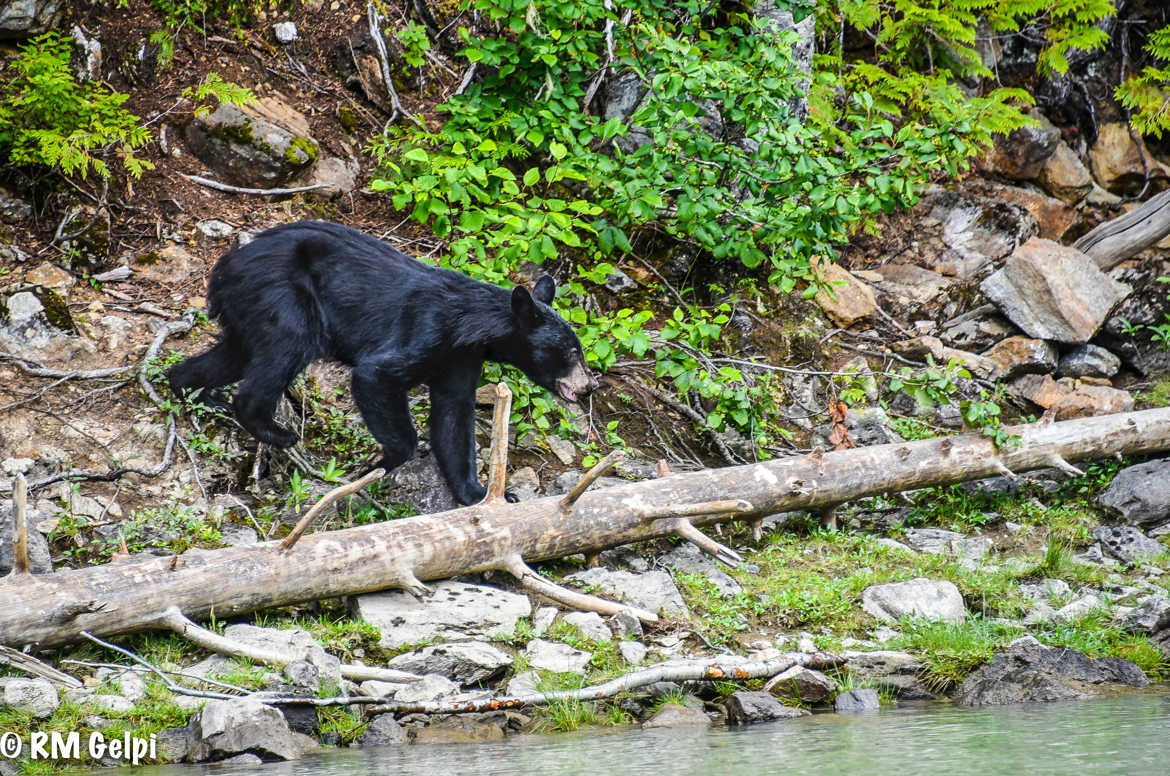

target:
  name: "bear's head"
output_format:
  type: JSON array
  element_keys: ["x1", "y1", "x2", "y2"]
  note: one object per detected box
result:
[{"x1": 510, "y1": 276, "x2": 599, "y2": 403}]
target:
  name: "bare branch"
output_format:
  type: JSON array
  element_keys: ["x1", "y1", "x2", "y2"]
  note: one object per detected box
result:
[
  {"x1": 482, "y1": 383, "x2": 512, "y2": 503},
  {"x1": 280, "y1": 468, "x2": 386, "y2": 551},
  {"x1": 500, "y1": 554, "x2": 658, "y2": 622},
  {"x1": 179, "y1": 174, "x2": 328, "y2": 197},
  {"x1": 559, "y1": 449, "x2": 625, "y2": 512},
  {"x1": 371, "y1": 652, "x2": 844, "y2": 714}
]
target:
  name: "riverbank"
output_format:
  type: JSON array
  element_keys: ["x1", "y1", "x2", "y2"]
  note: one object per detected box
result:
[{"x1": 1, "y1": 451, "x2": 1168, "y2": 772}]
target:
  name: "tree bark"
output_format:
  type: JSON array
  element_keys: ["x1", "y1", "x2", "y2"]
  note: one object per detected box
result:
[
  {"x1": 2, "y1": 407, "x2": 1169, "y2": 650},
  {"x1": 1073, "y1": 189, "x2": 1170, "y2": 270}
]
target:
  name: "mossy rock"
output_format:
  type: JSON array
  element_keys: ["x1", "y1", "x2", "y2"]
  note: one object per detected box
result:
[{"x1": 183, "y1": 98, "x2": 320, "y2": 187}]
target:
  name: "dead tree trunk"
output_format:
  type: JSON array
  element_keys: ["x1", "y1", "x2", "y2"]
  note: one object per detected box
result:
[
  {"x1": 2, "y1": 406, "x2": 1169, "y2": 650},
  {"x1": 1074, "y1": 189, "x2": 1170, "y2": 270}
]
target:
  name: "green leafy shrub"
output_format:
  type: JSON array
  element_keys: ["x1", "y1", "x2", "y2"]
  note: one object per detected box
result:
[
  {"x1": 0, "y1": 32, "x2": 152, "y2": 180},
  {"x1": 366, "y1": 0, "x2": 1030, "y2": 449}
]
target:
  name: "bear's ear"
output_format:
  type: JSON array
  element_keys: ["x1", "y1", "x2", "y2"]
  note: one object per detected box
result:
[
  {"x1": 533, "y1": 275, "x2": 556, "y2": 305},
  {"x1": 511, "y1": 285, "x2": 540, "y2": 328}
]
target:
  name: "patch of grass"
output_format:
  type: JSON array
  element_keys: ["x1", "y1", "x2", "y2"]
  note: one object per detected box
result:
[
  {"x1": 1137, "y1": 377, "x2": 1170, "y2": 409},
  {"x1": 1035, "y1": 611, "x2": 1169, "y2": 680},
  {"x1": 888, "y1": 616, "x2": 1023, "y2": 694},
  {"x1": 317, "y1": 705, "x2": 365, "y2": 744}
]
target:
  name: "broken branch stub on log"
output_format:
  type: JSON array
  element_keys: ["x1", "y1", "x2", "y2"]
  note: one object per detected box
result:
[{"x1": 2, "y1": 407, "x2": 1169, "y2": 649}]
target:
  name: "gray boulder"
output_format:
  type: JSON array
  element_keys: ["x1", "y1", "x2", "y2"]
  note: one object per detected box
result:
[
  {"x1": 1098, "y1": 460, "x2": 1170, "y2": 529},
  {"x1": 862, "y1": 578, "x2": 967, "y2": 624},
  {"x1": 186, "y1": 699, "x2": 304, "y2": 762},
  {"x1": 980, "y1": 238, "x2": 1130, "y2": 343},
  {"x1": 1091, "y1": 525, "x2": 1165, "y2": 565},
  {"x1": 981, "y1": 336, "x2": 1058, "y2": 380},
  {"x1": 724, "y1": 691, "x2": 807, "y2": 725},
  {"x1": 764, "y1": 665, "x2": 838, "y2": 703},
  {"x1": 834, "y1": 688, "x2": 880, "y2": 711},
  {"x1": 565, "y1": 568, "x2": 689, "y2": 618},
  {"x1": 1, "y1": 287, "x2": 89, "y2": 364},
  {"x1": 351, "y1": 581, "x2": 531, "y2": 649},
  {"x1": 387, "y1": 642, "x2": 512, "y2": 685},
  {"x1": 385, "y1": 674, "x2": 460, "y2": 704},
  {"x1": 356, "y1": 714, "x2": 406, "y2": 747},
  {"x1": 0, "y1": 0, "x2": 64, "y2": 38},
  {"x1": 955, "y1": 636, "x2": 1147, "y2": 706}
]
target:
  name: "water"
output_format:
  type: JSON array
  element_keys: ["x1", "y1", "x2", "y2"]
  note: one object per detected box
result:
[{"x1": 129, "y1": 692, "x2": 1170, "y2": 776}]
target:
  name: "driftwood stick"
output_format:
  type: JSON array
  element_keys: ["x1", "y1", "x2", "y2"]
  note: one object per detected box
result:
[
  {"x1": 483, "y1": 383, "x2": 512, "y2": 503},
  {"x1": 371, "y1": 652, "x2": 845, "y2": 714},
  {"x1": 559, "y1": 449, "x2": 625, "y2": 512},
  {"x1": 671, "y1": 520, "x2": 743, "y2": 567},
  {"x1": 281, "y1": 468, "x2": 386, "y2": 551},
  {"x1": 500, "y1": 554, "x2": 658, "y2": 622},
  {"x1": 153, "y1": 606, "x2": 421, "y2": 683},
  {"x1": 81, "y1": 630, "x2": 242, "y2": 702},
  {"x1": 0, "y1": 644, "x2": 82, "y2": 688},
  {"x1": 179, "y1": 173, "x2": 328, "y2": 197},
  {"x1": 9, "y1": 474, "x2": 29, "y2": 576}
]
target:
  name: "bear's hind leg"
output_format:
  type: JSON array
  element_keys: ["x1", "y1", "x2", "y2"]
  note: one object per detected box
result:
[
  {"x1": 352, "y1": 367, "x2": 417, "y2": 474},
  {"x1": 232, "y1": 337, "x2": 313, "y2": 448},
  {"x1": 167, "y1": 338, "x2": 244, "y2": 413}
]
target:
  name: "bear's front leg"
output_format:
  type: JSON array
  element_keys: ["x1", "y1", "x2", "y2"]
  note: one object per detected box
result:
[
  {"x1": 352, "y1": 367, "x2": 418, "y2": 476},
  {"x1": 427, "y1": 367, "x2": 517, "y2": 506}
]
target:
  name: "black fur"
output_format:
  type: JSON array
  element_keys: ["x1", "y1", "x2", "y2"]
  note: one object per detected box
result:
[{"x1": 169, "y1": 220, "x2": 595, "y2": 505}]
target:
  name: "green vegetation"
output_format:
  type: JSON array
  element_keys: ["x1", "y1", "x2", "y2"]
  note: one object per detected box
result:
[{"x1": 0, "y1": 32, "x2": 152, "y2": 180}]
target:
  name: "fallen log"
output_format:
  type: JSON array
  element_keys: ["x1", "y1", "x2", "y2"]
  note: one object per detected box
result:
[{"x1": 2, "y1": 406, "x2": 1169, "y2": 650}]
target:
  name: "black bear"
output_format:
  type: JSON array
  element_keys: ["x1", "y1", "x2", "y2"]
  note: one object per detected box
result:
[{"x1": 168, "y1": 220, "x2": 598, "y2": 505}]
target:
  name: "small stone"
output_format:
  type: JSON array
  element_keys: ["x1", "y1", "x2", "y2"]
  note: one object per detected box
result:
[
  {"x1": 273, "y1": 21, "x2": 298, "y2": 43},
  {"x1": 1009, "y1": 374, "x2": 1133, "y2": 420},
  {"x1": 546, "y1": 435, "x2": 576, "y2": 465},
  {"x1": 981, "y1": 336, "x2": 1058, "y2": 380},
  {"x1": 1058, "y1": 344, "x2": 1121, "y2": 379},
  {"x1": 610, "y1": 609, "x2": 643, "y2": 639},
  {"x1": 282, "y1": 660, "x2": 319, "y2": 691},
  {"x1": 524, "y1": 639, "x2": 592, "y2": 673},
  {"x1": 390, "y1": 674, "x2": 460, "y2": 704},
  {"x1": 1053, "y1": 594, "x2": 1105, "y2": 622},
  {"x1": 387, "y1": 642, "x2": 512, "y2": 685},
  {"x1": 1039, "y1": 141, "x2": 1093, "y2": 204},
  {"x1": 1124, "y1": 596, "x2": 1170, "y2": 635},
  {"x1": 813, "y1": 260, "x2": 877, "y2": 327},
  {"x1": 604, "y1": 268, "x2": 636, "y2": 292},
  {"x1": 724, "y1": 691, "x2": 808, "y2": 724},
  {"x1": 642, "y1": 702, "x2": 711, "y2": 729},
  {"x1": 356, "y1": 713, "x2": 406, "y2": 747},
  {"x1": 563, "y1": 611, "x2": 612, "y2": 642},
  {"x1": 1, "y1": 458, "x2": 34, "y2": 475},
  {"x1": 565, "y1": 568, "x2": 689, "y2": 618},
  {"x1": 834, "y1": 689, "x2": 880, "y2": 712},
  {"x1": 618, "y1": 641, "x2": 647, "y2": 664},
  {"x1": 506, "y1": 671, "x2": 541, "y2": 696},
  {"x1": 531, "y1": 606, "x2": 558, "y2": 636},
  {"x1": 196, "y1": 219, "x2": 234, "y2": 239},
  {"x1": 2, "y1": 678, "x2": 59, "y2": 719},
  {"x1": 351, "y1": 581, "x2": 531, "y2": 648},
  {"x1": 24, "y1": 262, "x2": 74, "y2": 289}
]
